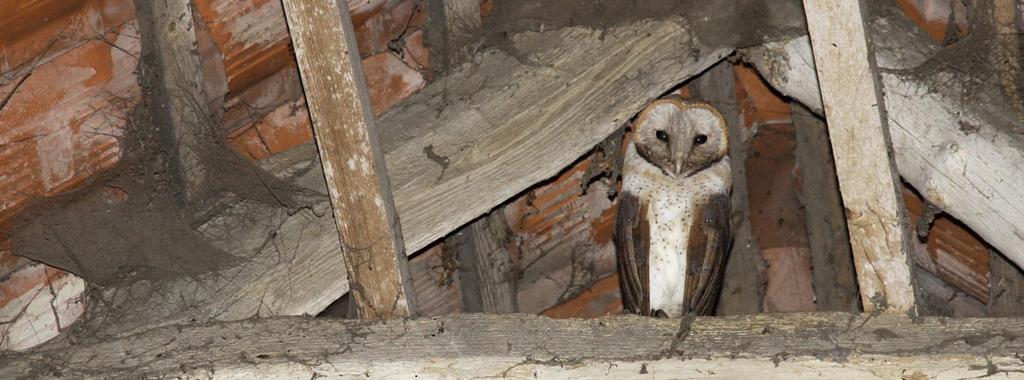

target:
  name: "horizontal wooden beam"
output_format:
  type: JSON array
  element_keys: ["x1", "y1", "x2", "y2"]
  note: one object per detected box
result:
[{"x1": 5, "y1": 313, "x2": 1024, "y2": 378}]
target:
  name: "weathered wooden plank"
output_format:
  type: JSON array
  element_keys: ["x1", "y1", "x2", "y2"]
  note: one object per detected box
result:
[
  {"x1": 989, "y1": 249, "x2": 1024, "y2": 317},
  {"x1": 802, "y1": 0, "x2": 916, "y2": 313},
  {"x1": 991, "y1": 0, "x2": 1022, "y2": 117},
  {"x1": 451, "y1": 212, "x2": 518, "y2": 313},
  {"x1": 742, "y1": 5, "x2": 1024, "y2": 276},
  {"x1": 281, "y1": 0, "x2": 415, "y2": 318},
  {"x1": 134, "y1": 0, "x2": 215, "y2": 202},
  {"x1": 792, "y1": 104, "x2": 860, "y2": 312},
  {"x1": 5, "y1": 313, "x2": 1024, "y2": 378}
]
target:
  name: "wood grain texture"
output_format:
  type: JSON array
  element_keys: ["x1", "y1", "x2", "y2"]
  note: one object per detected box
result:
[
  {"x1": 792, "y1": 105, "x2": 860, "y2": 312},
  {"x1": 802, "y1": 0, "x2": 915, "y2": 313},
  {"x1": 281, "y1": 0, "x2": 415, "y2": 318},
  {"x1": 989, "y1": 249, "x2": 1024, "y2": 317},
  {"x1": 452, "y1": 212, "x2": 518, "y2": 313},
  {"x1": 6, "y1": 313, "x2": 1024, "y2": 378},
  {"x1": 380, "y1": 17, "x2": 732, "y2": 254}
]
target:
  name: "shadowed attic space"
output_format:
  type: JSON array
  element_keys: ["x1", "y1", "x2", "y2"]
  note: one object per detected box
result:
[{"x1": 0, "y1": 0, "x2": 1022, "y2": 376}]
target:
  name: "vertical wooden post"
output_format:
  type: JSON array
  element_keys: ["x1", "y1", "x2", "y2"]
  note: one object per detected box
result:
[
  {"x1": 803, "y1": 0, "x2": 917, "y2": 313},
  {"x1": 135, "y1": 0, "x2": 215, "y2": 203},
  {"x1": 282, "y1": 0, "x2": 416, "y2": 318},
  {"x1": 792, "y1": 105, "x2": 860, "y2": 313},
  {"x1": 426, "y1": 0, "x2": 482, "y2": 74},
  {"x1": 450, "y1": 212, "x2": 518, "y2": 313}
]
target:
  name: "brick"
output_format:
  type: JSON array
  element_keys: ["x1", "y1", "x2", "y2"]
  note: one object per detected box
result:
[
  {"x1": 194, "y1": 0, "x2": 408, "y2": 97},
  {"x1": 1, "y1": 22, "x2": 141, "y2": 222},
  {"x1": 734, "y1": 65, "x2": 791, "y2": 126},
  {"x1": 354, "y1": 4, "x2": 388, "y2": 57},
  {"x1": 0, "y1": 0, "x2": 135, "y2": 75},
  {"x1": 400, "y1": 29, "x2": 429, "y2": 71},
  {"x1": 480, "y1": 0, "x2": 496, "y2": 22},
  {"x1": 385, "y1": 0, "x2": 426, "y2": 42},
  {"x1": 542, "y1": 274, "x2": 623, "y2": 319},
  {"x1": 408, "y1": 243, "x2": 463, "y2": 316},
  {"x1": 504, "y1": 155, "x2": 619, "y2": 313},
  {"x1": 361, "y1": 52, "x2": 425, "y2": 116},
  {"x1": 226, "y1": 123, "x2": 273, "y2": 161},
  {"x1": 897, "y1": 0, "x2": 969, "y2": 42},
  {"x1": 221, "y1": 65, "x2": 304, "y2": 132},
  {"x1": 905, "y1": 188, "x2": 990, "y2": 302},
  {"x1": 193, "y1": 0, "x2": 293, "y2": 95},
  {"x1": 252, "y1": 99, "x2": 313, "y2": 155},
  {"x1": 762, "y1": 247, "x2": 816, "y2": 312}
]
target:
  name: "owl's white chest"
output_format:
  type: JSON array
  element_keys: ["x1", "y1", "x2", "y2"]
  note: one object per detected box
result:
[{"x1": 622, "y1": 145, "x2": 730, "y2": 317}]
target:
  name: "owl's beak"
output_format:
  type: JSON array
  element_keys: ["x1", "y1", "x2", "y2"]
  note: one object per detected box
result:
[{"x1": 672, "y1": 159, "x2": 686, "y2": 176}]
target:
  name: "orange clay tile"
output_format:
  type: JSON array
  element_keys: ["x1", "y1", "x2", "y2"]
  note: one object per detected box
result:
[
  {"x1": 361, "y1": 51, "x2": 425, "y2": 115},
  {"x1": 904, "y1": 188, "x2": 990, "y2": 302},
  {"x1": 542, "y1": 274, "x2": 623, "y2": 319},
  {"x1": 0, "y1": 0, "x2": 135, "y2": 75},
  {"x1": 734, "y1": 64, "x2": 791, "y2": 126},
  {"x1": 897, "y1": 0, "x2": 970, "y2": 42},
  {"x1": 193, "y1": 0, "x2": 294, "y2": 95},
  {"x1": 400, "y1": 29, "x2": 429, "y2": 71},
  {"x1": 1, "y1": 22, "x2": 140, "y2": 223}
]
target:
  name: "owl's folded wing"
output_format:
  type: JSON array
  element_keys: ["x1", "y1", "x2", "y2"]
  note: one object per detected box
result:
[
  {"x1": 614, "y1": 192, "x2": 652, "y2": 316},
  {"x1": 684, "y1": 193, "x2": 732, "y2": 316}
]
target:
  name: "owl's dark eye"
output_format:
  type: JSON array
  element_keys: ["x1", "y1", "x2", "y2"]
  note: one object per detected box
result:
[
  {"x1": 694, "y1": 134, "x2": 708, "y2": 145},
  {"x1": 655, "y1": 130, "x2": 669, "y2": 142}
]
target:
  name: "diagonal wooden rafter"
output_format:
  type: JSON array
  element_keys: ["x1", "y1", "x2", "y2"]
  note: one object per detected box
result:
[
  {"x1": 801, "y1": 0, "x2": 917, "y2": 313},
  {"x1": 281, "y1": 0, "x2": 416, "y2": 319}
]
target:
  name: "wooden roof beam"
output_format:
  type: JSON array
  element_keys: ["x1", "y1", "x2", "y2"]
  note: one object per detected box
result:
[
  {"x1": 4, "y1": 313, "x2": 1023, "y2": 378},
  {"x1": 281, "y1": 0, "x2": 416, "y2": 319},
  {"x1": 802, "y1": 0, "x2": 917, "y2": 313}
]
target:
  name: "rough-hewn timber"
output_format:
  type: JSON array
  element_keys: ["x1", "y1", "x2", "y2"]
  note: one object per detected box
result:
[
  {"x1": 802, "y1": 0, "x2": 917, "y2": 314},
  {"x1": 5, "y1": 313, "x2": 1024, "y2": 378},
  {"x1": 792, "y1": 105, "x2": 860, "y2": 313},
  {"x1": 134, "y1": 0, "x2": 215, "y2": 203},
  {"x1": 281, "y1": 0, "x2": 416, "y2": 319}
]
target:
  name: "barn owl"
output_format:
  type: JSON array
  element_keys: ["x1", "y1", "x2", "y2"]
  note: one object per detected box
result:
[{"x1": 615, "y1": 98, "x2": 731, "y2": 317}]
